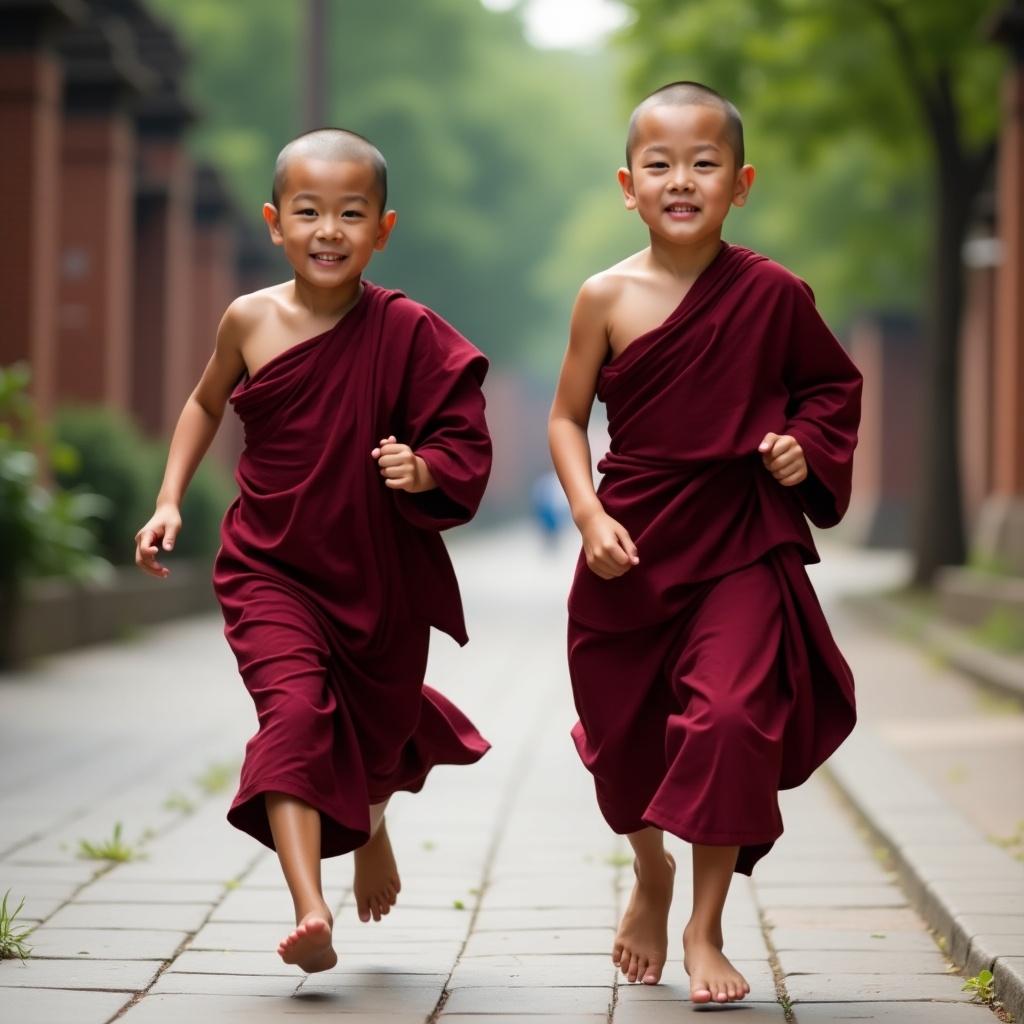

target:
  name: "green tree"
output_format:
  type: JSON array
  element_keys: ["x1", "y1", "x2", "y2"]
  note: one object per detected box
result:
[
  {"x1": 151, "y1": 0, "x2": 627, "y2": 377},
  {"x1": 619, "y1": 0, "x2": 1003, "y2": 584}
]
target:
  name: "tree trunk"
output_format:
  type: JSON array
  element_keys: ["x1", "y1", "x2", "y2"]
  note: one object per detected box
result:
[{"x1": 911, "y1": 160, "x2": 971, "y2": 586}]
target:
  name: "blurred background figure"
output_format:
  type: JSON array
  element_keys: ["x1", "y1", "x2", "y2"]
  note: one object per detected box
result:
[{"x1": 530, "y1": 470, "x2": 571, "y2": 549}]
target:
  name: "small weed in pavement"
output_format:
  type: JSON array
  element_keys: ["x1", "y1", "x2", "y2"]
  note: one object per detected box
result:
[
  {"x1": 163, "y1": 791, "x2": 196, "y2": 814},
  {"x1": 452, "y1": 899, "x2": 465, "y2": 910},
  {"x1": 0, "y1": 890, "x2": 32, "y2": 961},
  {"x1": 605, "y1": 853, "x2": 633, "y2": 868},
  {"x1": 421, "y1": 840, "x2": 436, "y2": 851},
  {"x1": 962, "y1": 969, "x2": 995, "y2": 1004},
  {"x1": 196, "y1": 760, "x2": 239, "y2": 795},
  {"x1": 78, "y1": 822, "x2": 142, "y2": 862}
]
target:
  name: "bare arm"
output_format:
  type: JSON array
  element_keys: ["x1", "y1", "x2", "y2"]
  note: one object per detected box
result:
[
  {"x1": 134, "y1": 302, "x2": 248, "y2": 577},
  {"x1": 548, "y1": 280, "x2": 638, "y2": 579}
]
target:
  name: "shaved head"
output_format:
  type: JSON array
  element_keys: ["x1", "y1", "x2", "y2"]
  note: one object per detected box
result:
[
  {"x1": 272, "y1": 127, "x2": 388, "y2": 210},
  {"x1": 626, "y1": 81, "x2": 744, "y2": 168}
]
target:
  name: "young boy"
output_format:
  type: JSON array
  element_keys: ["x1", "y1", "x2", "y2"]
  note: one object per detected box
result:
[
  {"x1": 135, "y1": 128, "x2": 492, "y2": 973},
  {"x1": 548, "y1": 82, "x2": 862, "y2": 1004}
]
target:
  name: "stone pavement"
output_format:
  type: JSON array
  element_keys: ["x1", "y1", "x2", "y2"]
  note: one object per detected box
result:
[{"x1": 0, "y1": 525, "x2": 1003, "y2": 1022}]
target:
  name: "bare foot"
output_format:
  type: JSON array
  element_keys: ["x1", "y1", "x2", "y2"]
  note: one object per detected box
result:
[
  {"x1": 683, "y1": 925, "x2": 750, "y2": 1003},
  {"x1": 278, "y1": 907, "x2": 337, "y2": 973},
  {"x1": 353, "y1": 819, "x2": 400, "y2": 923},
  {"x1": 612, "y1": 851, "x2": 675, "y2": 984}
]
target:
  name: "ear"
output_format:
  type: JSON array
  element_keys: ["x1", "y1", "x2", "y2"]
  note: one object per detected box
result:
[
  {"x1": 263, "y1": 203, "x2": 284, "y2": 246},
  {"x1": 375, "y1": 209, "x2": 398, "y2": 252},
  {"x1": 617, "y1": 167, "x2": 638, "y2": 211},
  {"x1": 732, "y1": 164, "x2": 756, "y2": 208}
]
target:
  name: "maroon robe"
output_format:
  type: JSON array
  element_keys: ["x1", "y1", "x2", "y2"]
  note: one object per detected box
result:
[
  {"x1": 567, "y1": 243, "x2": 862, "y2": 874},
  {"x1": 213, "y1": 281, "x2": 492, "y2": 857}
]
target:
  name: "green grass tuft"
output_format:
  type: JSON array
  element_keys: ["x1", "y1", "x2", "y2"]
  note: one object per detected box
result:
[
  {"x1": 0, "y1": 890, "x2": 33, "y2": 961},
  {"x1": 77, "y1": 822, "x2": 142, "y2": 862},
  {"x1": 195, "y1": 760, "x2": 239, "y2": 795}
]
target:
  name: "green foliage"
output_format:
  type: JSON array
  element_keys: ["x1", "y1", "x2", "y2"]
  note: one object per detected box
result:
[
  {"x1": 178, "y1": 462, "x2": 235, "y2": 561},
  {"x1": 617, "y1": 0, "x2": 1003, "y2": 328},
  {"x1": 77, "y1": 822, "x2": 143, "y2": 863},
  {"x1": 54, "y1": 407, "x2": 156, "y2": 565},
  {"x1": 149, "y1": 0, "x2": 629, "y2": 376},
  {"x1": 0, "y1": 890, "x2": 32, "y2": 961},
  {"x1": 0, "y1": 365, "x2": 109, "y2": 590},
  {"x1": 962, "y1": 968, "x2": 995, "y2": 1004},
  {"x1": 971, "y1": 607, "x2": 1024, "y2": 654},
  {"x1": 163, "y1": 791, "x2": 197, "y2": 815},
  {"x1": 54, "y1": 406, "x2": 234, "y2": 564}
]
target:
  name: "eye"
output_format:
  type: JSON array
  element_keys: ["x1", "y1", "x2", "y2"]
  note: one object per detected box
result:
[
  {"x1": 695, "y1": 161, "x2": 719, "y2": 169},
  {"x1": 297, "y1": 208, "x2": 317, "y2": 217},
  {"x1": 341, "y1": 210, "x2": 365, "y2": 219},
  {"x1": 645, "y1": 161, "x2": 669, "y2": 170}
]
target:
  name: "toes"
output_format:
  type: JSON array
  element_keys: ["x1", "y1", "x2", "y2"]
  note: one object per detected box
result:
[
  {"x1": 627, "y1": 953, "x2": 641, "y2": 983},
  {"x1": 642, "y1": 960, "x2": 662, "y2": 985},
  {"x1": 691, "y1": 984, "x2": 712, "y2": 1004},
  {"x1": 612, "y1": 942, "x2": 623, "y2": 966}
]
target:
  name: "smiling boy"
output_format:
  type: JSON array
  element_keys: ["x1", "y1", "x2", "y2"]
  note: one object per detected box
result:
[
  {"x1": 135, "y1": 128, "x2": 492, "y2": 973},
  {"x1": 548, "y1": 82, "x2": 862, "y2": 1002}
]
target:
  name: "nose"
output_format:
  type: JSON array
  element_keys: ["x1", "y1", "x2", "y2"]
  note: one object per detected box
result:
[
  {"x1": 317, "y1": 215, "x2": 344, "y2": 239},
  {"x1": 669, "y1": 166, "x2": 693, "y2": 192}
]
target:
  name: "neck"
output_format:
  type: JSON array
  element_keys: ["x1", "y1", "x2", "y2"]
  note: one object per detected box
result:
[
  {"x1": 290, "y1": 275, "x2": 364, "y2": 319},
  {"x1": 647, "y1": 233, "x2": 724, "y2": 281}
]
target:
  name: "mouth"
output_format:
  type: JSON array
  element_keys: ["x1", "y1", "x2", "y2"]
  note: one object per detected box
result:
[
  {"x1": 665, "y1": 203, "x2": 700, "y2": 217},
  {"x1": 311, "y1": 253, "x2": 346, "y2": 265}
]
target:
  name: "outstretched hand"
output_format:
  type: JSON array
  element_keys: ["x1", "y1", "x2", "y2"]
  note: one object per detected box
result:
[
  {"x1": 134, "y1": 504, "x2": 182, "y2": 578},
  {"x1": 371, "y1": 435, "x2": 436, "y2": 493},
  {"x1": 578, "y1": 508, "x2": 640, "y2": 580},
  {"x1": 758, "y1": 432, "x2": 807, "y2": 487}
]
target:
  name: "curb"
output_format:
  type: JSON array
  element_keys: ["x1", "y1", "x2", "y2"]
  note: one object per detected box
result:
[
  {"x1": 843, "y1": 592, "x2": 1024, "y2": 702},
  {"x1": 827, "y1": 725, "x2": 1024, "y2": 1021}
]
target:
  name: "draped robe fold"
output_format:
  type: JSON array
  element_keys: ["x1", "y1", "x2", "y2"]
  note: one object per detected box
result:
[
  {"x1": 213, "y1": 281, "x2": 492, "y2": 857},
  {"x1": 567, "y1": 243, "x2": 862, "y2": 875}
]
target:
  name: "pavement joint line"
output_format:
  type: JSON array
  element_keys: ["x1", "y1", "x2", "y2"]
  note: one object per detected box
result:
[
  {"x1": 426, "y1": 695, "x2": 559, "y2": 1024},
  {"x1": 823, "y1": 730, "x2": 1024, "y2": 1024},
  {"x1": 756, "y1": 903, "x2": 793, "y2": 1021},
  {"x1": 105, "y1": 846, "x2": 268, "y2": 1022}
]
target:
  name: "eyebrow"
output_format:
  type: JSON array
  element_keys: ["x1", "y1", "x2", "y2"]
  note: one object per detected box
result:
[
  {"x1": 290, "y1": 193, "x2": 369, "y2": 204},
  {"x1": 640, "y1": 142, "x2": 721, "y2": 155}
]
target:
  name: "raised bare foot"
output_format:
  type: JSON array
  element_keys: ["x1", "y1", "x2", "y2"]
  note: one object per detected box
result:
[
  {"x1": 612, "y1": 851, "x2": 675, "y2": 984},
  {"x1": 278, "y1": 907, "x2": 337, "y2": 973},
  {"x1": 353, "y1": 819, "x2": 400, "y2": 923},
  {"x1": 683, "y1": 925, "x2": 749, "y2": 1003}
]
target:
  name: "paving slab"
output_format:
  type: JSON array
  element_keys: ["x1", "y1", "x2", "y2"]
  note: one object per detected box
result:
[
  {"x1": 26, "y1": 926, "x2": 188, "y2": 960},
  {"x1": 120, "y1": 992, "x2": 427, "y2": 1021},
  {"x1": 44, "y1": 900, "x2": 211, "y2": 931},
  {"x1": 0, "y1": 956, "x2": 160, "y2": 991},
  {"x1": 444, "y1": 985, "x2": 614, "y2": 1014},
  {"x1": 0, "y1": 987, "x2": 131, "y2": 1024},
  {"x1": 792, "y1": 1003, "x2": 994, "y2": 1021},
  {"x1": 462, "y1": 927, "x2": 615, "y2": 957},
  {"x1": 771, "y1": 928, "x2": 939, "y2": 952},
  {"x1": 786, "y1": 973, "x2": 974, "y2": 1002},
  {"x1": 779, "y1": 949, "x2": 952, "y2": 975},
  {"x1": 614, "y1": 1000, "x2": 786, "y2": 1022}
]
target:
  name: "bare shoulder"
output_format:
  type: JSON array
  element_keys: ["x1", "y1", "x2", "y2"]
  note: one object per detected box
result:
[
  {"x1": 576, "y1": 252, "x2": 647, "y2": 317},
  {"x1": 220, "y1": 283, "x2": 289, "y2": 344}
]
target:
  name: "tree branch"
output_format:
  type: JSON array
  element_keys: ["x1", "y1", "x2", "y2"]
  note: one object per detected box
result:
[{"x1": 863, "y1": 0, "x2": 939, "y2": 124}]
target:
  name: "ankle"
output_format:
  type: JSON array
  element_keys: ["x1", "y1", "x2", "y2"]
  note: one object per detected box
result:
[
  {"x1": 635, "y1": 851, "x2": 674, "y2": 886},
  {"x1": 684, "y1": 920, "x2": 723, "y2": 948},
  {"x1": 296, "y1": 900, "x2": 332, "y2": 926}
]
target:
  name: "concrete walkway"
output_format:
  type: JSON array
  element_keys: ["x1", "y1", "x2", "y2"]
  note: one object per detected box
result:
[{"x1": 0, "y1": 526, "x2": 1000, "y2": 1022}]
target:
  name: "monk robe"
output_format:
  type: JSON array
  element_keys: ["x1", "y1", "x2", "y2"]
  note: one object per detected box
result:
[
  {"x1": 213, "y1": 281, "x2": 492, "y2": 857},
  {"x1": 567, "y1": 242, "x2": 862, "y2": 875}
]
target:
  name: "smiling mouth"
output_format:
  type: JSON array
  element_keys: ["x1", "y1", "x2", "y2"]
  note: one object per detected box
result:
[
  {"x1": 311, "y1": 253, "x2": 345, "y2": 264},
  {"x1": 665, "y1": 203, "x2": 700, "y2": 214}
]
